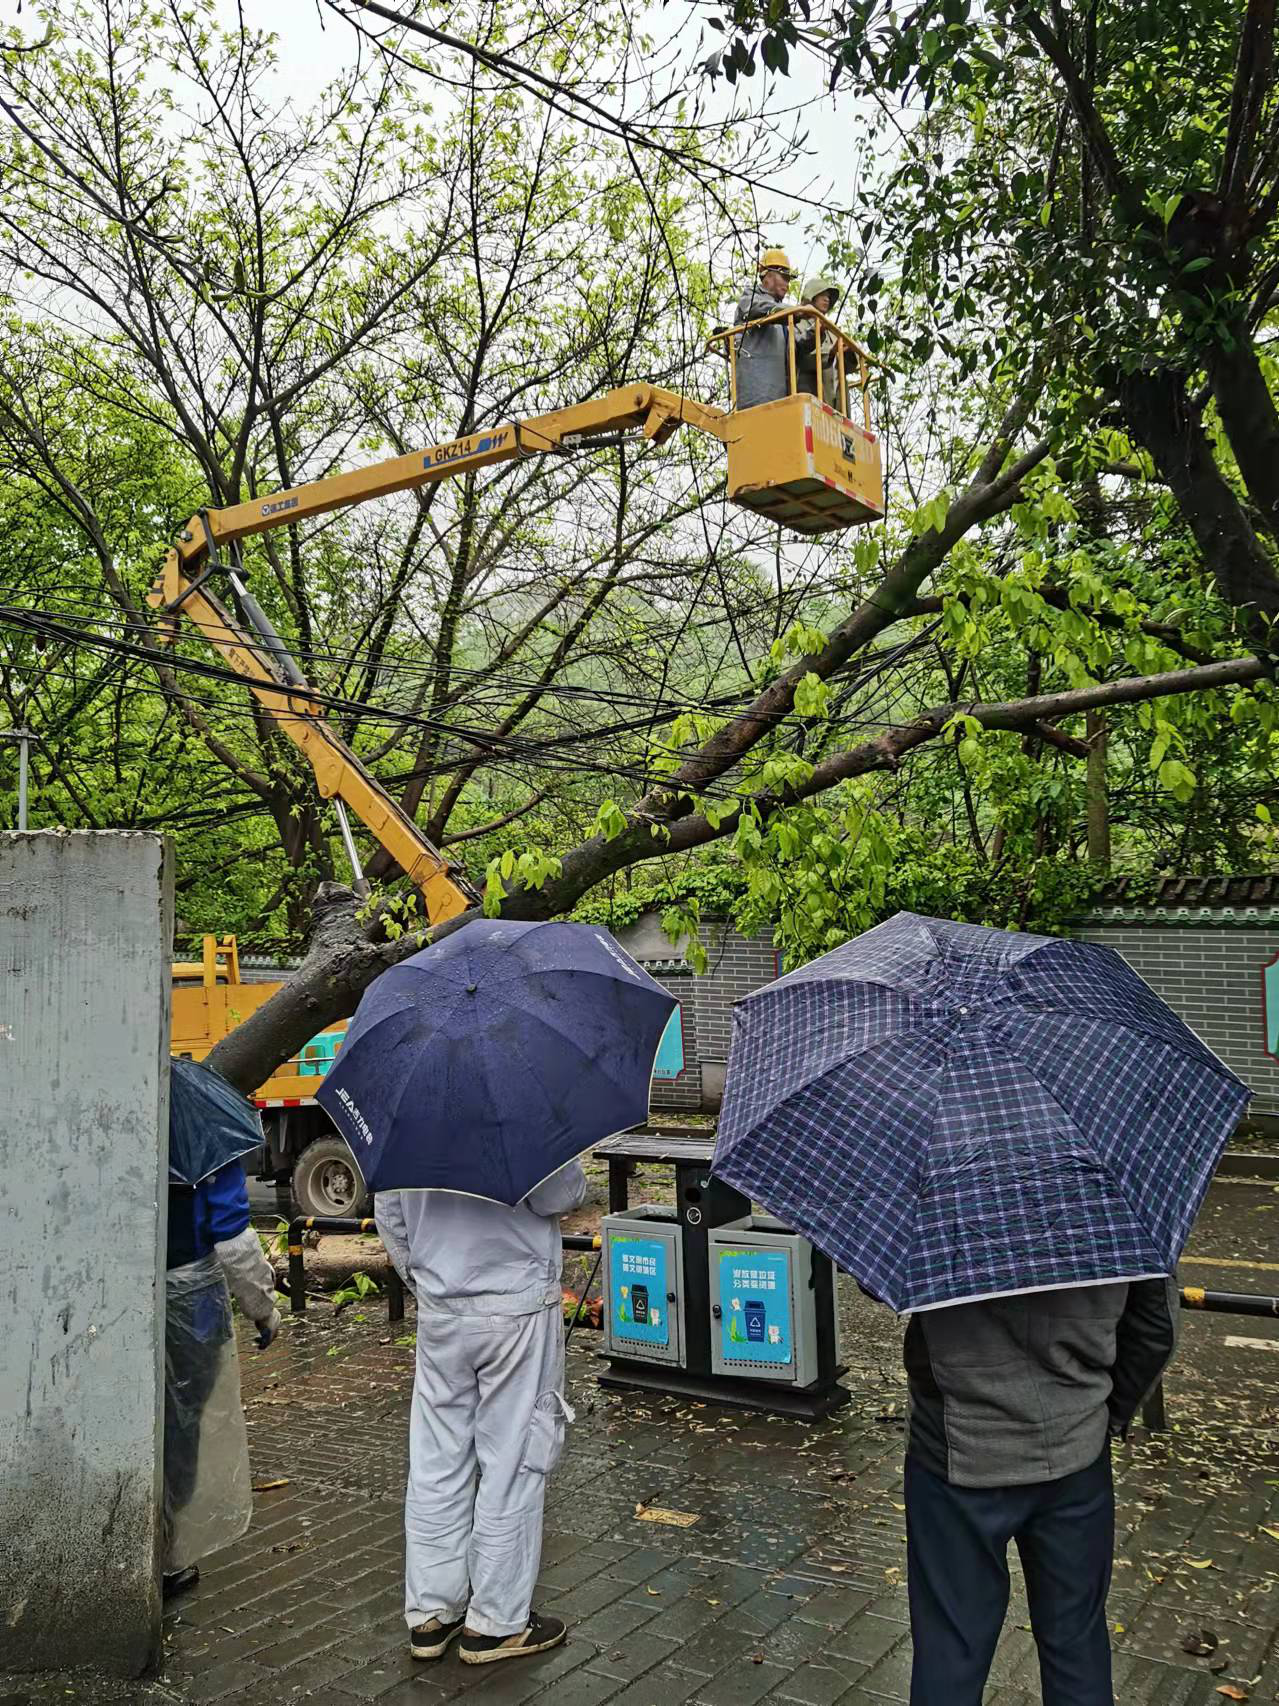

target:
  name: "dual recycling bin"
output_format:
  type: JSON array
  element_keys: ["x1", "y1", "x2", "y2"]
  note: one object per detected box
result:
[{"x1": 597, "y1": 1195, "x2": 846, "y2": 1419}]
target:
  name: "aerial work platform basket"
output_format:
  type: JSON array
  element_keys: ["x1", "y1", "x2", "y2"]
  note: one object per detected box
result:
[{"x1": 709, "y1": 306, "x2": 884, "y2": 536}]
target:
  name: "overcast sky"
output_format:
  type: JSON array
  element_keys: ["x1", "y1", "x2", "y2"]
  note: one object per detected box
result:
[{"x1": 213, "y1": 0, "x2": 863, "y2": 285}]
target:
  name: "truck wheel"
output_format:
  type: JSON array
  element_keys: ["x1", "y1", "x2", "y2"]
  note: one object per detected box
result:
[{"x1": 291, "y1": 1138, "x2": 369, "y2": 1220}]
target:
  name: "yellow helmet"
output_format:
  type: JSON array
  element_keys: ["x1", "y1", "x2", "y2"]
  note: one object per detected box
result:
[{"x1": 758, "y1": 248, "x2": 795, "y2": 281}]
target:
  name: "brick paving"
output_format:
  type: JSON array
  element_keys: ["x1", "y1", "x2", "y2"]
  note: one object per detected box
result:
[
  {"x1": 163, "y1": 1240, "x2": 1279, "y2": 1706},
  {"x1": 9, "y1": 1181, "x2": 1279, "y2": 1704}
]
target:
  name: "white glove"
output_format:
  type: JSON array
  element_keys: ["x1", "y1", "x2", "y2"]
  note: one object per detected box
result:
[
  {"x1": 214, "y1": 1225, "x2": 278, "y2": 1327},
  {"x1": 256, "y1": 1307, "x2": 282, "y2": 1350}
]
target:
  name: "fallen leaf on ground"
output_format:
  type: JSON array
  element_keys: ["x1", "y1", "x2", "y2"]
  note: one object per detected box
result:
[
  {"x1": 1261, "y1": 1526, "x2": 1279, "y2": 1542},
  {"x1": 634, "y1": 1504, "x2": 700, "y2": 1528},
  {"x1": 252, "y1": 1478, "x2": 289, "y2": 1491},
  {"x1": 1181, "y1": 1630, "x2": 1220, "y2": 1656},
  {"x1": 884, "y1": 1567, "x2": 901, "y2": 1586},
  {"x1": 1215, "y1": 1686, "x2": 1248, "y2": 1701},
  {"x1": 1186, "y1": 1558, "x2": 1215, "y2": 1568}
]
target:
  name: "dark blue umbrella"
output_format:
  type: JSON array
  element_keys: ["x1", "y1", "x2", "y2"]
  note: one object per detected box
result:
[
  {"x1": 169, "y1": 1056, "x2": 264, "y2": 1186},
  {"x1": 316, "y1": 919, "x2": 677, "y2": 1204},
  {"x1": 713, "y1": 911, "x2": 1250, "y2": 1313}
]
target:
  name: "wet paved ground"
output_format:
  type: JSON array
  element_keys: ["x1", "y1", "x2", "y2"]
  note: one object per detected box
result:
[{"x1": 11, "y1": 1172, "x2": 1279, "y2": 1705}]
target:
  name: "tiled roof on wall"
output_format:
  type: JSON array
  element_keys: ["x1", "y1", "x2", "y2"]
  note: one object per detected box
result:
[{"x1": 1080, "y1": 873, "x2": 1279, "y2": 924}]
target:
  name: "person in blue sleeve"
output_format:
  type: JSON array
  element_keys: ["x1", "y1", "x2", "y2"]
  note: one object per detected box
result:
[{"x1": 163, "y1": 1156, "x2": 280, "y2": 1597}]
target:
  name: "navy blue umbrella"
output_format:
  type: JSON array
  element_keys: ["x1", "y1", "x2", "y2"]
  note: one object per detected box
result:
[
  {"x1": 169, "y1": 1056, "x2": 264, "y2": 1186},
  {"x1": 316, "y1": 919, "x2": 677, "y2": 1204},
  {"x1": 713, "y1": 912, "x2": 1250, "y2": 1313}
]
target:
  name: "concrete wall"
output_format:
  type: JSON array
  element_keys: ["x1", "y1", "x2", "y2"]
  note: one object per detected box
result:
[
  {"x1": 0, "y1": 832, "x2": 172, "y2": 1675},
  {"x1": 1075, "y1": 923, "x2": 1279, "y2": 1119}
]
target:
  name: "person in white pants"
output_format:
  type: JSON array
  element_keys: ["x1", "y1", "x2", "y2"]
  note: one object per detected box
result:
[{"x1": 375, "y1": 1161, "x2": 588, "y2": 1665}]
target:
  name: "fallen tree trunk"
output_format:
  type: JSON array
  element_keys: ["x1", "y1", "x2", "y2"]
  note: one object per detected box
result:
[{"x1": 205, "y1": 652, "x2": 1265, "y2": 1094}]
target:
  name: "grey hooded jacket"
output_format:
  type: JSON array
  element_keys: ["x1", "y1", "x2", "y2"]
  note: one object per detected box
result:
[
  {"x1": 734, "y1": 283, "x2": 790, "y2": 408},
  {"x1": 904, "y1": 1277, "x2": 1179, "y2": 1488}
]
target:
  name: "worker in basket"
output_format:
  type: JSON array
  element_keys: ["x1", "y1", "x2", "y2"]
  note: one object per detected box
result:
[
  {"x1": 733, "y1": 246, "x2": 797, "y2": 408},
  {"x1": 795, "y1": 275, "x2": 843, "y2": 403}
]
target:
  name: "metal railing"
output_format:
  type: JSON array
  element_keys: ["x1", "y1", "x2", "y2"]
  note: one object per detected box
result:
[
  {"x1": 284, "y1": 1223, "x2": 599, "y2": 1325},
  {"x1": 282, "y1": 1222, "x2": 1272, "y2": 1425},
  {"x1": 563, "y1": 1234, "x2": 600, "y2": 1253},
  {"x1": 707, "y1": 304, "x2": 873, "y2": 424},
  {"x1": 1180, "y1": 1284, "x2": 1279, "y2": 1317},
  {"x1": 286, "y1": 1216, "x2": 405, "y2": 1321},
  {"x1": 1142, "y1": 1285, "x2": 1279, "y2": 1430}
]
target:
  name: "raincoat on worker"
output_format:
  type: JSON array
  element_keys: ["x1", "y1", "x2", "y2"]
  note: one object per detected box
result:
[
  {"x1": 376, "y1": 1162, "x2": 588, "y2": 1637},
  {"x1": 734, "y1": 282, "x2": 792, "y2": 409},
  {"x1": 795, "y1": 276, "x2": 842, "y2": 404},
  {"x1": 164, "y1": 1159, "x2": 279, "y2": 1569}
]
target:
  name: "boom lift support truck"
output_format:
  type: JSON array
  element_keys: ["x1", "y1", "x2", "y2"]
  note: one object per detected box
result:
[{"x1": 154, "y1": 308, "x2": 883, "y2": 1218}]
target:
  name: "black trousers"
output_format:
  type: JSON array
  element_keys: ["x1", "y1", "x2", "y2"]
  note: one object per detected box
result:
[{"x1": 905, "y1": 1448, "x2": 1114, "y2": 1706}]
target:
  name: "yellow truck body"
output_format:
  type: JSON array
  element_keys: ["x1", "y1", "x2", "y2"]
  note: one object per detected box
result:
[
  {"x1": 171, "y1": 936, "x2": 345, "y2": 1106},
  {"x1": 171, "y1": 937, "x2": 356, "y2": 1213}
]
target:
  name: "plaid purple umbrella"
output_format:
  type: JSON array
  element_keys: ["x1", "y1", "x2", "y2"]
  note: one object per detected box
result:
[{"x1": 712, "y1": 912, "x2": 1250, "y2": 1313}]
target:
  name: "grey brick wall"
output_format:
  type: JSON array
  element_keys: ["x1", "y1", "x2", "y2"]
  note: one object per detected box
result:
[
  {"x1": 1076, "y1": 923, "x2": 1279, "y2": 1118},
  {"x1": 649, "y1": 966, "x2": 704, "y2": 1112},
  {"x1": 617, "y1": 908, "x2": 1279, "y2": 1121},
  {"x1": 685, "y1": 923, "x2": 780, "y2": 1107},
  {"x1": 614, "y1": 914, "x2": 779, "y2": 1113}
]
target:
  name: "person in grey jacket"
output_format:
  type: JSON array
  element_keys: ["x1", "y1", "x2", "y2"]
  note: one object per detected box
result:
[
  {"x1": 734, "y1": 248, "x2": 796, "y2": 408},
  {"x1": 903, "y1": 1278, "x2": 1179, "y2": 1706}
]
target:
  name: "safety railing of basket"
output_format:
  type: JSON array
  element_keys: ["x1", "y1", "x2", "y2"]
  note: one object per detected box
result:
[{"x1": 707, "y1": 304, "x2": 874, "y2": 427}]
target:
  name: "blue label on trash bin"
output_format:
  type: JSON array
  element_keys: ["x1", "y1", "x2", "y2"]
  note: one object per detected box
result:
[
  {"x1": 719, "y1": 1248, "x2": 792, "y2": 1364},
  {"x1": 652, "y1": 1009, "x2": 685, "y2": 1081},
  {"x1": 610, "y1": 1235, "x2": 669, "y2": 1346}
]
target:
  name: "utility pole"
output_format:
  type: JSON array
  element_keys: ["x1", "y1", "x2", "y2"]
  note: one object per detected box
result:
[
  {"x1": 0, "y1": 728, "x2": 33, "y2": 830},
  {"x1": 1085, "y1": 711, "x2": 1110, "y2": 870},
  {"x1": 1078, "y1": 472, "x2": 1112, "y2": 873}
]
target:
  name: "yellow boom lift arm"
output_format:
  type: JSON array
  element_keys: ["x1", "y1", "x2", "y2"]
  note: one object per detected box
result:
[
  {"x1": 150, "y1": 339, "x2": 882, "y2": 925},
  {"x1": 148, "y1": 386, "x2": 731, "y2": 924}
]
